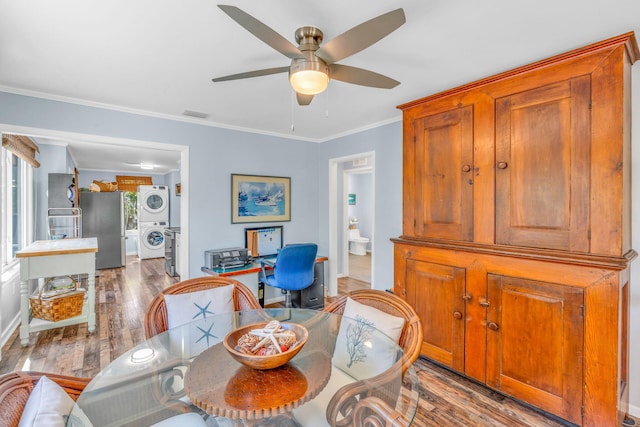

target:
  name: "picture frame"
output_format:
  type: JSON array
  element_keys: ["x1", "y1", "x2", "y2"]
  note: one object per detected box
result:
[{"x1": 231, "y1": 174, "x2": 291, "y2": 223}]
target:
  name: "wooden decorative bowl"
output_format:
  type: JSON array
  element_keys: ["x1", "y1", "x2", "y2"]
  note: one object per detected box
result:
[{"x1": 223, "y1": 322, "x2": 308, "y2": 370}]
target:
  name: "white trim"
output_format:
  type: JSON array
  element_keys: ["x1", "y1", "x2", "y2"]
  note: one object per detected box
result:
[
  {"x1": 341, "y1": 170, "x2": 349, "y2": 279},
  {"x1": 0, "y1": 313, "x2": 19, "y2": 352},
  {"x1": 328, "y1": 160, "x2": 338, "y2": 297}
]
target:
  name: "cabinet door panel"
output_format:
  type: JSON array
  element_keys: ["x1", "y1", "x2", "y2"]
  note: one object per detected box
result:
[
  {"x1": 487, "y1": 275, "x2": 583, "y2": 425},
  {"x1": 406, "y1": 259, "x2": 465, "y2": 371},
  {"x1": 495, "y1": 77, "x2": 590, "y2": 251},
  {"x1": 412, "y1": 106, "x2": 474, "y2": 240}
]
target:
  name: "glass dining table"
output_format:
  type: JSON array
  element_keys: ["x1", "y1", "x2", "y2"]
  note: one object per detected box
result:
[{"x1": 68, "y1": 308, "x2": 420, "y2": 427}]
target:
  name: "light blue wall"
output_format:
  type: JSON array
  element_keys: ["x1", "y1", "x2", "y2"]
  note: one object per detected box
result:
[
  {"x1": 0, "y1": 90, "x2": 402, "y2": 295},
  {"x1": 0, "y1": 91, "x2": 322, "y2": 279},
  {"x1": 317, "y1": 122, "x2": 402, "y2": 290}
]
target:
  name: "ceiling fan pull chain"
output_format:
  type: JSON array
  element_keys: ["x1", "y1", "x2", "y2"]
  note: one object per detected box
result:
[
  {"x1": 325, "y1": 85, "x2": 330, "y2": 118},
  {"x1": 290, "y1": 90, "x2": 296, "y2": 132}
]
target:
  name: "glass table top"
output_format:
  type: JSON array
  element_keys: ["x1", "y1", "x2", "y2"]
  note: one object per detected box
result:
[{"x1": 69, "y1": 308, "x2": 419, "y2": 427}]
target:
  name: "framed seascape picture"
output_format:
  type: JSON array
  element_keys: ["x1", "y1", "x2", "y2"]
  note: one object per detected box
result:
[{"x1": 231, "y1": 174, "x2": 291, "y2": 223}]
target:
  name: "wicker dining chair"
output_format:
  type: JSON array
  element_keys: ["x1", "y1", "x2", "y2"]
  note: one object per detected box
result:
[
  {"x1": 0, "y1": 371, "x2": 90, "y2": 427},
  {"x1": 322, "y1": 289, "x2": 423, "y2": 427},
  {"x1": 144, "y1": 276, "x2": 262, "y2": 339}
]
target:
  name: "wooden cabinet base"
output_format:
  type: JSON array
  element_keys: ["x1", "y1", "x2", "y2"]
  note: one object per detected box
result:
[{"x1": 394, "y1": 240, "x2": 633, "y2": 426}]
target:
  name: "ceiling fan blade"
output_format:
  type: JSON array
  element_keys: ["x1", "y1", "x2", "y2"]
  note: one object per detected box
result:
[
  {"x1": 315, "y1": 8, "x2": 406, "y2": 64},
  {"x1": 218, "y1": 5, "x2": 304, "y2": 60},
  {"x1": 296, "y1": 93, "x2": 314, "y2": 106},
  {"x1": 329, "y1": 64, "x2": 400, "y2": 89},
  {"x1": 212, "y1": 66, "x2": 289, "y2": 82}
]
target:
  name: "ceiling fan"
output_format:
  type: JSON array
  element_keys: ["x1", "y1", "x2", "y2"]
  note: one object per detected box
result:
[{"x1": 212, "y1": 5, "x2": 406, "y2": 106}]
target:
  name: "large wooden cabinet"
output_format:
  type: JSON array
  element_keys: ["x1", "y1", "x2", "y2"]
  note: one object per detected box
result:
[{"x1": 393, "y1": 33, "x2": 639, "y2": 426}]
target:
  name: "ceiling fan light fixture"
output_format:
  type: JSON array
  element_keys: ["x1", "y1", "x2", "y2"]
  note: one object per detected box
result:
[
  {"x1": 290, "y1": 70, "x2": 329, "y2": 95},
  {"x1": 289, "y1": 59, "x2": 329, "y2": 95}
]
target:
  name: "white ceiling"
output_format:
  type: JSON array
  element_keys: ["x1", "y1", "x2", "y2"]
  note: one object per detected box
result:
[{"x1": 2, "y1": 0, "x2": 639, "y2": 173}]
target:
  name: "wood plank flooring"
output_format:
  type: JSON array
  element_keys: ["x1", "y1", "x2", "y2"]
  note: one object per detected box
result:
[
  {"x1": 348, "y1": 252, "x2": 371, "y2": 283},
  {"x1": 1, "y1": 256, "x2": 636, "y2": 426}
]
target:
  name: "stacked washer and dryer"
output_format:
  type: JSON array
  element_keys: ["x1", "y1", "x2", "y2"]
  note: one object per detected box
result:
[{"x1": 138, "y1": 185, "x2": 169, "y2": 259}]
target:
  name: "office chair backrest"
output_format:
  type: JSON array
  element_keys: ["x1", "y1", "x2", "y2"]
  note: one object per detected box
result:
[{"x1": 273, "y1": 243, "x2": 318, "y2": 291}]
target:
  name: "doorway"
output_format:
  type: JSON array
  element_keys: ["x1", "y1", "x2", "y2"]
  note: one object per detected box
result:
[
  {"x1": 327, "y1": 151, "x2": 374, "y2": 296},
  {"x1": 344, "y1": 168, "x2": 372, "y2": 284},
  {"x1": 0, "y1": 124, "x2": 190, "y2": 280}
]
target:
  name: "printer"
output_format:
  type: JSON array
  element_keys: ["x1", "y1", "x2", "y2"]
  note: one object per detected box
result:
[{"x1": 204, "y1": 247, "x2": 250, "y2": 270}]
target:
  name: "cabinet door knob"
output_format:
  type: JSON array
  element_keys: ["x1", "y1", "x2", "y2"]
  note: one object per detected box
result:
[
  {"x1": 462, "y1": 294, "x2": 473, "y2": 301},
  {"x1": 497, "y1": 161, "x2": 508, "y2": 169},
  {"x1": 462, "y1": 164, "x2": 472, "y2": 173},
  {"x1": 453, "y1": 311, "x2": 463, "y2": 319},
  {"x1": 479, "y1": 299, "x2": 490, "y2": 308},
  {"x1": 488, "y1": 322, "x2": 500, "y2": 331}
]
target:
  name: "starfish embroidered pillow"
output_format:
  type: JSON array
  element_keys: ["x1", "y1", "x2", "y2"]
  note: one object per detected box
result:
[
  {"x1": 167, "y1": 311, "x2": 236, "y2": 359},
  {"x1": 164, "y1": 284, "x2": 235, "y2": 330},
  {"x1": 332, "y1": 297, "x2": 405, "y2": 380}
]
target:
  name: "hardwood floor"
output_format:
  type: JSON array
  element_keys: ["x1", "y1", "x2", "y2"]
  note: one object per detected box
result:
[
  {"x1": 1, "y1": 256, "x2": 636, "y2": 426},
  {"x1": 347, "y1": 252, "x2": 371, "y2": 283},
  {"x1": 0, "y1": 256, "x2": 177, "y2": 378}
]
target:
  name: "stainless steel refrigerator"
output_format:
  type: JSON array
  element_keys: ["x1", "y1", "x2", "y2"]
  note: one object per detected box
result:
[{"x1": 80, "y1": 191, "x2": 125, "y2": 269}]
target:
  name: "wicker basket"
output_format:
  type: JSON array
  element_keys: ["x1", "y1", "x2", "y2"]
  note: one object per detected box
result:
[{"x1": 29, "y1": 276, "x2": 85, "y2": 322}]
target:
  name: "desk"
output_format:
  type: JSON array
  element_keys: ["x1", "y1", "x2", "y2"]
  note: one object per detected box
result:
[
  {"x1": 202, "y1": 256, "x2": 328, "y2": 309},
  {"x1": 16, "y1": 238, "x2": 97, "y2": 346},
  {"x1": 71, "y1": 309, "x2": 419, "y2": 427}
]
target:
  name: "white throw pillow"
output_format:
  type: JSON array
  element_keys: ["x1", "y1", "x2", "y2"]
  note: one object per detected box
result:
[
  {"x1": 167, "y1": 312, "x2": 237, "y2": 359},
  {"x1": 164, "y1": 285, "x2": 235, "y2": 330},
  {"x1": 19, "y1": 376, "x2": 75, "y2": 427},
  {"x1": 332, "y1": 297, "x2": 405, "y2": 379},
  {"x1": 294, "y1": 298, "x2": 406, "y2": 426},
  {"x1": 292, "y1": 366, "x2": 355, "y2": 427}
]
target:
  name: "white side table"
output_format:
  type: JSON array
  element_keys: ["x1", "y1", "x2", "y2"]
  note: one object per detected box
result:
[{"x1": 16, "y1": 238, "x2": 98, "y2": 346}]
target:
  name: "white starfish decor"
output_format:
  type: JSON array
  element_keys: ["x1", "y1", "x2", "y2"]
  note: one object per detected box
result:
[{"x1": 236, "y1": 320, "x2": 299, "y2": 355}]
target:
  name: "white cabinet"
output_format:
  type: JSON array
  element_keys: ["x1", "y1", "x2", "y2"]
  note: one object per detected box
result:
[{"x1": 16, "y1": 238, "x2": 97, "y2": 345}]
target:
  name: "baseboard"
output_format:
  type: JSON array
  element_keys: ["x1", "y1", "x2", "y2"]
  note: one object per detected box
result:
[
  {"x1": 1, "y1": 314, "x2": 20, "y2": 351},
  {"x1": 629, "y1": 403, "x2": 640, "y2": 418}
]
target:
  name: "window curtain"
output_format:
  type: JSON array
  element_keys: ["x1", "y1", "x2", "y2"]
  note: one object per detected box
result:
[
  {"x1": 1, "y1": 134, "x2": 40, "y2": 168},
  {"x1": 115, "y1": 175, "x2": 152, "y2": 192}
]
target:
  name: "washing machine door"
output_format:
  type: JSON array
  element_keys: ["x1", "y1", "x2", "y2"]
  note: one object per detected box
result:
[
  {"x1": 141, "y1": 188, "x2": 168, "y2": 216},
  {"x1": 143, "y1": 229, "x2": 165, "y2": 249}
]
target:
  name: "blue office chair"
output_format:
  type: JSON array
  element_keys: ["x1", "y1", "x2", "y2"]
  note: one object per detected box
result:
[{"x1": 260, "y1": 243, "x2": 318, "y2": 308}]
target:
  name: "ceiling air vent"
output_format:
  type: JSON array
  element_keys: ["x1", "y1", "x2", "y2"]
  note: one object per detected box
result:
[
  {"x1": 352, "y1": 158, "x2": 368, "y2": 167},
  {"x1": 182, "y1": 110, "x2": 209, "y2": 119}
]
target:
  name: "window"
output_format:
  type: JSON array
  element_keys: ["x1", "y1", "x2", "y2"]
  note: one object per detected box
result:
[
  {"x1": 1, "y1": 149, "x2": 32, "y2": 265},
  {"x1": 115, "y1": 175, "x2": 152, "y2": 231},
  {"x1": 123, "y1": 191, "x2": 138, "y2": 231}
]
